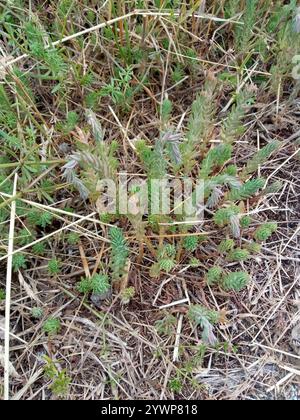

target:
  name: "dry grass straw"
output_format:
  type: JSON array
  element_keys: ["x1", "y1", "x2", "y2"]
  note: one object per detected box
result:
[{"x1": 4, "y1": 174, "x2": 18, "y2": 400}]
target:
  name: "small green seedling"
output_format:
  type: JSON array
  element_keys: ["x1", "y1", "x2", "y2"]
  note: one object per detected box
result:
[{"x1": 43, "y1": 318, "x2": 61, "y2": 336}]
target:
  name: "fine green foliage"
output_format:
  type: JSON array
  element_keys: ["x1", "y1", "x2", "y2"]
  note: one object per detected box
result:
[
  {"x1": 218, "y1": 239, "x2": 235, "y2": 253},
  {"x1": 158, "y1": 244, "x2": 176, "y2": 273},
  {"x1": 189, "y1": 257, "x2": 201, "y2": 268},
  {"x1": 76, "y1": 278, "x2": 91, "y2": 294},
  {"x1": 228, "y1": 178, "x2": 265, "y2": 201},
  {"x1": 91, "y1": 274, "x2": 110, "y2": 295},
  {"x1": 183, "y1": 236, "x2": 199, "y2": 252},
  {"x1": 58, "y1": 111, "x2": 79, "y2": 134},
  {"x1": 159, "y1": 258, "x2": 176, "y2": 273},
  {"x1": 206, "y1": 267, "x2": 250, "y2": 292},
  {"x1": 77, "y1": 274, "x2": 110, "y2": 296},
  {"x1": 168, "y1": 377, "x2": 183, "y2": 393},
  {"x1": 182, "y1": 74, "x2": 217, "y2": 172},
  {"x1": 121, "y1": 287, "x2": 136, "y2": 305},
  {"x1": 48, "y1": 259, "x2": 61, "y2": 276},
  {"x1": 200, "y1": 144, "x2": 233, "y2": 179},
  {"x1": 243, "y1": 141, "x2": 281, "y2": 176},
  {"x1": 189, "y1": 304, "x2": 220, "y2": 326},
  {"x1": 222, "y1": 272, "x2": 250, "y2": 292},
  {"x1": 17, "y1": 228, "x2": 35, "y2": 246},
  {"x1": 150, "y1": 244, "x2": 177, "y2": 276},
  {"x1": 246, "y1": 242, "x2": 262, "y2": 254},
  {"x1": 67, "y1": 232, "x2": 80, "y2": 245},
  {"x1": 224, "y1": 164, "x2": 238, "y2": 177},
  {"x1": 0, "y1": 289, "x2": 5, "y2": 300},
  {"x1": 43, "y1": 318, "x2": 61, "y2": 336},
  {"x1": 187, "y1": 74, "x2": 217, "y2": 146},
  {"x1": 269, "y1": 1, "x2": 300, "y2": 95},
  {"x1": 27, "y1": 210, "x2": 54, "y2": 229},
  {"x1": 188, "y1": 305, "x2": 220, "y2": 345},
  {"x1": 214, "y1": 205, "x2": 240, "y2": 230},
  {"x1": 136, "y1": 139, "x2": 167, "y2": 179},
  {"x1": 62, "y1": 111, "x2": 119, "y2": 200},
  {"x1": 171, "y1": 64, "x2": 185, "y2": 84},
  {"x1": 254, "y1": 222, "x2": 278, "y2": 242},
  {"x1": 24, "y1": 20, "x2": 67, "y2": 80},
  {"x1": 100, "y1": 66, "x2": 134, "y2": 110},
  {"x1": 221, "y1": 91, "x2": 254, "y2": 145},
  {"x1": 207, "y1": 266, "x2": 223, "y2": 286},
  {"x1": 32, "y1": 243, "x2": 47, "y2": 256},
  {"x1": 109, "y1": 227, "x2": 129, "y2": 281},
  {"x1": 161, "y1": 98, "x2": 173, "y2": 127},
  {"x1": 235, "y1": 0, "x2": 259, "y2": 53},
  {"x1": 49, "y1": 370, "x2": 71, "y2": 398},
  {"x1": 31, "y1": 307, "x2": 44, "y2": 319},
  {"x1": 265, "y1": 181, "x2": 283, "y2": 195},
  {"x1": 228, "y1": 248, "x2": 250, "y2": 262},
  {"x1": 43, "y1": 356, "x2": 71, "y2": 397},
  {"x1": 12, "y1": 254, "x2": 27, "y2": 272},
  {"x1": 155, "y1": 314, "x2": 177, "y2": 336},
  {"x1": 240, "y1": 216, "x2": 252, "y2": 229}
]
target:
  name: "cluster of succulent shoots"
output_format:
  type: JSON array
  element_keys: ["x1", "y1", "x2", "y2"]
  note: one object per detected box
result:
[
  {"x1": 187, "y1": 226, "x2": 278, "y2": 345},
  {"x1": 0, "y1": 1, "x2": 295, "y2": 356},
  {"x1": 188, "y1": 219, "x2": 278, "y2": 344},
  {"x1": 3, "y1": 92, "x2": 281, "y2": 350},
  {"x1": 76, "y1": 226, "x2": 129, "y2": 302},
  {"x1": 203, "y1": 219, "x2": 279, "y2": 291},
  {"x1": 61, "y1": 75, "x2": 281, "y2": 343}
]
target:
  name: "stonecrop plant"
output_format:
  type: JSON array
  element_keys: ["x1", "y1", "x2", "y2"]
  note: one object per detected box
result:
[
  {"x1": 1, "y1": 0, "x2": 296, "y2": 357},
  {"x1": 61, "y1": 73, "x2": 281, "y2": 342}
]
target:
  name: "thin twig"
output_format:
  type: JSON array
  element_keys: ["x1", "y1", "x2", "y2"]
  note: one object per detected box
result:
[
  {"x1": 173, "y1": 314, "x2": 184, "y2": 362},
  {"x1": 0, "y1": 212, "x2": 97, "y2": 263},
  {"x1": 4, "y1": 173, "x2": 18, "y2": 401}
]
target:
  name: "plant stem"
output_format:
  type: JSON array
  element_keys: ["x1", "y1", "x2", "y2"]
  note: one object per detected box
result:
[{"x1": 0, "y1": 159, "x2": 65, "y2": 170}]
